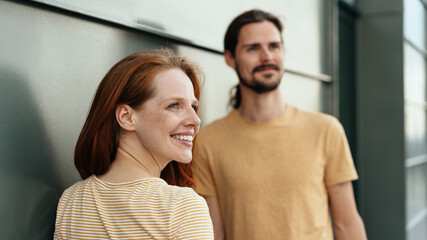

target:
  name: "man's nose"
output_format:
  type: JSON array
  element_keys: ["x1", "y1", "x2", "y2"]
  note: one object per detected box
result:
[{"x1": 260, "y1": 48, "x2": 273, "y2": 62}]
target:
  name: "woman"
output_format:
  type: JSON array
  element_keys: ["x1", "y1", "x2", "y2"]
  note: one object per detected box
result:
[{"x1": 54, "y1": 49, "x2": 214, "y2": 239}]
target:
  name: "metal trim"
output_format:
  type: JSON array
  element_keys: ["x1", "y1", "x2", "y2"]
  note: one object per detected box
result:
[
  {"x1": 405, "y1": 98, "x2": 427, "y2": 110},
  {"x1": 285, "y1": 68, "x2": 332, "y2": 83},
  {"x1": 29, "y1": 0, "x2": 224, "y2": 54},
  {"x1": 405, "y1": 38, "x2": 427, "y2": 58},
  {"x1": 405, "y1": 154, "x2": 427, "y2": 168},
  {"x1": 406, "y1": 207, "x2": 427, "y2": 231}
]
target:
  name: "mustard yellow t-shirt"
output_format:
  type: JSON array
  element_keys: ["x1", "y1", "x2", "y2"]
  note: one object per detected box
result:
[{"x1": 193, "y1": 105, "x2": 358, "y2": 240}]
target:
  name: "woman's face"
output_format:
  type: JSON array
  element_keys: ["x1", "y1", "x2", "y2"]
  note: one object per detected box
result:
[{"x1": 133, "y1": 68, "x2": 200, "y2": 165}]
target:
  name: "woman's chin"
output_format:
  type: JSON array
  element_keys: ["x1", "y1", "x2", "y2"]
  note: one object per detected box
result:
[{"x1": 174, "y1": 156, "x2": 192, "y2": 164}]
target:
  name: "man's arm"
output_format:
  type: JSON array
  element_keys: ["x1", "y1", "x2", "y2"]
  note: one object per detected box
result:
[
  {"x1": 328, "y1": 181, "x2": 367, "y2": 240},
  {"x1": 205, "y1": 196, "x2": 225, "y2": 240}
]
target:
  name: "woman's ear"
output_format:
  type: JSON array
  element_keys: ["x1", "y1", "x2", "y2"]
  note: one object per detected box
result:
[{"x1": 116, "y1": 105, "x2": 136, "y2": 131}]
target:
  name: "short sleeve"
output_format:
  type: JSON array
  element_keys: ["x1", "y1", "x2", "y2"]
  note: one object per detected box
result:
[
  {"x1": 192, "y1": 133, "x2": 217, "y2": 197},
  {"x1": 324, "y1": 117, "x2": 358, "y2": 187},
  {"x1": 54, "y1": 186, "x2": 75, "y2": 239},
  {"x1": 170, "y1": 189, "x2": 214, "y2": 239}
]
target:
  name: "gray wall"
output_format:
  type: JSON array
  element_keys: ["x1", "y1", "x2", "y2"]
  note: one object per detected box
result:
[
  {"x1": 356, "y1": 0, "x2": 406, "y2": 239},
  {"x1": 356, "y1": 0, "x2": 427, "y2": 239},
  {"x1": 0, "y1": 0, "x2": 333, "y2": 238}
]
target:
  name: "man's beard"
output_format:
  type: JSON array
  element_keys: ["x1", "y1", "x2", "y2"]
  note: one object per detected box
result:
[{"x1": 236, "y1": 63, "x2": 283, "y2": 94}]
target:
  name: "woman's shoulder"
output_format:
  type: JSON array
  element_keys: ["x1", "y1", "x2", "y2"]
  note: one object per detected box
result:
[
  {"x1": 126, "y1": 179, "x2": 206, "y2": 207},
  {"x1": 172, "y1": 187, "x2": 209, "y2": 214},
  {"x1": 61, "y1": 177, "x2": 90, "y2": 194},
  {"x1": 169, "y1": 186, "x2": 213, "y2": 238},
  {"x1": 163, "y1": 184, "x2": 205, "y2": 202},
  {"x1": 57, "y1": 177, "x2": 93, "y2": 207}
]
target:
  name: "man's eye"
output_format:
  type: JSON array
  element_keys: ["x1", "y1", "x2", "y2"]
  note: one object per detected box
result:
[
  {"x1": 168, "y1": 103, "x2": 179, "y2": 109},
  {"x1": 270, "y1": 43, "x2": 281, "y2": 50},
  {"x1": 192, "y1": 105, "x2": 198, "y2": 112}
]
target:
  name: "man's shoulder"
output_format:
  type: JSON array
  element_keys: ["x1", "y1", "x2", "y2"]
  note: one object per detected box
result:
[
  {"x1": 199, "y1": 111, "x2": 235, "y2": 133},
  {"x1": 290, "y1": 105, "x2": 338, "y2": 126},
  {"x1": 196, "y1": 111, "x2": 238, "y2": 146}
]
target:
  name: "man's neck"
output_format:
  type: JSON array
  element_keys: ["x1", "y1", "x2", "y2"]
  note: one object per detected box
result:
[{"x1": 238, "y1": 86, "x2": 286, "y2": 122}]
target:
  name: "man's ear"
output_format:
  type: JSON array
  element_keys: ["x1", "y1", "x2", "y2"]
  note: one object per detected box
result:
[
  {"x1": 224, "y1": 50, "x2": 236, "y2": 69},
  {"x1": 116, "y1": 105, "x2": 136, "y2": 131}
]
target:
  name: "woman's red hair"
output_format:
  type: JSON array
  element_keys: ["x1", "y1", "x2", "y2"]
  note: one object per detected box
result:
[{"x1": 74, "y1": 49, "x2": 202, "y2": 187}]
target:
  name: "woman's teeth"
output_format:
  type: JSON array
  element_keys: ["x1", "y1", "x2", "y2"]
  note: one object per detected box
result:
[{"x1": 172, "y1": 135, "x2": 193, "y2": 142}]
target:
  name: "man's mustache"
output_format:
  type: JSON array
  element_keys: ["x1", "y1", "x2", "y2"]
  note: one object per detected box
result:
[{"x1": 252, "y1": 64, "x2": 280, "y2": 74}]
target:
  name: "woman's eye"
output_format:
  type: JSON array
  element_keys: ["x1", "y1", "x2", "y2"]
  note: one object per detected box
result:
[
  {"x1": 168, "y1": 103, "x2": 179, "y2": 109},
  {"x1": 192, "y1": 105, "x2": 198, "y2": 112}
]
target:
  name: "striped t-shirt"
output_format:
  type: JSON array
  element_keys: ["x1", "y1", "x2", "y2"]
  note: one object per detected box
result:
[{"x1": 54, "y1": 175, "x2": 213, "y2": 239}]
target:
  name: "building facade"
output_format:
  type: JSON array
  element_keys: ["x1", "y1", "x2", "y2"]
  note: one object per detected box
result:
[{"x1": 0, "y1": 0, "x2": 425, "y2": 239}]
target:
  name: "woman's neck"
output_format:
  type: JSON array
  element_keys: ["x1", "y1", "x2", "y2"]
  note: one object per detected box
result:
[{"x1": 98, "y1": 132, "x2": 167, "y2": 183}]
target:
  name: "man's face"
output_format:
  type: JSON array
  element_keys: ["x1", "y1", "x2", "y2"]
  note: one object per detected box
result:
[{"x1": 229, "y1": 21, "x2": 284, "y2": 94}]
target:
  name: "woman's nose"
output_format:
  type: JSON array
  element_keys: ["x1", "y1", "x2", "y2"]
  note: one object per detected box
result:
[{"x1": 184, "y1": 107, "x2": 201, "y2": 127}]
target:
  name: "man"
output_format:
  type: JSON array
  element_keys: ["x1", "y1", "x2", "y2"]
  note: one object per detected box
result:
[{"x1": 193, "y1": 9, "x2": 367, "y2": 240}]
